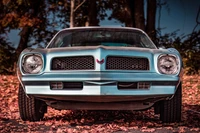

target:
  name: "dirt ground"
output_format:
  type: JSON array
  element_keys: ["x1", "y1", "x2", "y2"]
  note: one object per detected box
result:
[{"x1": 0, "y1": 75, "x2": 200, "y2": 133}]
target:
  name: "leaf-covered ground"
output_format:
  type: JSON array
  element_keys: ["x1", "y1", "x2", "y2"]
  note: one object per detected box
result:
[{"x1": 0, "y1": 75, "x2": 200, "y2": 133}]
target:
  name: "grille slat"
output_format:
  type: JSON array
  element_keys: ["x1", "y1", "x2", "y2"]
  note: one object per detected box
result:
[
  {"x1": 106, "y1": 56, "x2": 149, "y2": 70},
  {"x1": 51, "y1": 56, "x2": 95, "y2": 70}
]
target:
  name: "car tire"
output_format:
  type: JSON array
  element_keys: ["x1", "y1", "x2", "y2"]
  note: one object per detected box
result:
[
  {"x1": 18, "y1": 84, "x2": 47, "y2": 121},
  {"x1": 154, "y1": 101, "x2": 161, "y2": 114},
  {"x1": 160, "y1": 82, "x2": 182, "y2": 123}
]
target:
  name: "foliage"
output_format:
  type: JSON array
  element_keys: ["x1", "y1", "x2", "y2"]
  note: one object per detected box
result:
[
  {"x1": 0, "y1": 75, "x2": 199, "y2": 132},
  {"x1": 0, "y1": 0, "x2": 199, "y2": 75},
  {"x1": 157, "y1": 30, "x2": 200, "y2": 75},
  {"x1": 181, "y1": 31, "x2": 200, "y2": 75},
  {"x1": 0, "y1": 36, "x2": 16, "y2": 74}
]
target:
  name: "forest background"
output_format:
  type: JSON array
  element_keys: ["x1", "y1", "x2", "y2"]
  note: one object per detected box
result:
[
  {"x1": 0, "y1": 1, "x2": 200, "y2": 132},
  {"x1": 0, "y1": 0, "x2": 200, "y2": 75}
]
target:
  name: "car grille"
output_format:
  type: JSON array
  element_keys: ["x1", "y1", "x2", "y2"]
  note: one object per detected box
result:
[
  {"x1": 106, "y1": 56, "x2": 149, "y2": 70},
  {"x1": 51, "y1": 56, "x2": 95, "y2": 70}
]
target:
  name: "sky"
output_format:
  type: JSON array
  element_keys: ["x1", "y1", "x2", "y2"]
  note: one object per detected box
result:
[
  {"x1": 158, "y1": 0, "x2": 200, "y2": 35},
  {"x1": 7, "y1": 0, "x2": 200, "y2": 48},
  {"x1": 100, "y1": 0, "x2": 200, "y2": 35}
]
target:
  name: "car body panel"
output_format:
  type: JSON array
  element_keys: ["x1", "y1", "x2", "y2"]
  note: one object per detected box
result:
[{"x1": 17, "y1": 27, "x2": 183, "y2": 110}]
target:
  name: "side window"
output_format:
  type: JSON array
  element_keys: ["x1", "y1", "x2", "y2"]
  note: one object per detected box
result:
[
  {"x1": 54, "y1": 37, "x2": 63, "y2": 48},
  {"x1": 62, "y1": 35, "x2": 72, "y2": 47},
  {"x1": 140, "y1": 35, "x2": 154, "y2": 48}
]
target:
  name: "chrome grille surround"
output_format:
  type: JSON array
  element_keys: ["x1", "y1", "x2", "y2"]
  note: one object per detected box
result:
[
  {"x1": 106, "y1": 56, "x2": 149, "y2": 70},
  {"x1": 51, "y1": 56, "x2": 95, "y2": 70}
]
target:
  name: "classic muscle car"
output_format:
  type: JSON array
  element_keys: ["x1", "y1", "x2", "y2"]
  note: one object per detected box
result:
[{"x1": 17, "y1": 27, "x2": 183, "y2": 123}]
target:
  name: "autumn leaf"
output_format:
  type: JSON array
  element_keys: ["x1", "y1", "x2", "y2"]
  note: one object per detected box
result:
[{"x1": 0, "y1": 75, "x2": 200, "y2": 132}]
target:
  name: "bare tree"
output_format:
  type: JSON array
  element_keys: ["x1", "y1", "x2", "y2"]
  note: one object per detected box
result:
[
  {"x1": 133, "y1": 0, "x2": 145, "y2": 30},
  {"x1": 70, "y1": 0, "x2": 86, "y2": 27},
  {"x1": 146, "y1": 0, "x2": 157, "y2": 41},
  {"x1": 123, "y1": 0, "x2": 134, "y2": 27},
  {"x1": 70, "y1": 0, "x2": 75, "y2": 28},
  {"x1": 85, "y1": 0, "x2": 99, "y2": 26}
]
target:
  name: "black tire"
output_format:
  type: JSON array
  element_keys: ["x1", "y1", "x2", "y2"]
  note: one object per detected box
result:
[
  {"x1": 154, "y1": 101, "x2": 161, "y2": 115},
  {"x1": 18, "y1": 84, "x2": 47, "y2": 121},
  {"x1": 160, "y1": 82, "x2": 182, "y2": 123}
]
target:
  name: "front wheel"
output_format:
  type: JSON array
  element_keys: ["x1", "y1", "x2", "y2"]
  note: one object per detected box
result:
[
  {"x1": 18, "y1": 84, "x2": 47, "y2": 121},
  {"x1": 160, "y1": 82, "x2": 182, "y2": 123}
]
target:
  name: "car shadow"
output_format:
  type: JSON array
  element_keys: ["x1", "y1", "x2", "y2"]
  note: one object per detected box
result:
[
  {"x1": 1, "y1": 104, "x2": 199, "y2": 132},
  {"x1": 45, "y1": 104, "x2": 200, "y2": 128},
  {"x1": 45, "y1": 109, "x2": 160, "y2": 127}
]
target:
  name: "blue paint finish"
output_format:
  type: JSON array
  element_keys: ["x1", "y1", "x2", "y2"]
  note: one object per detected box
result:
[
  {"x1": 24, "y1": 83, "x2": 176, "y2": 96},
  {"x1": 18, "y1": 27, "x2": 183, "y2": 108}
]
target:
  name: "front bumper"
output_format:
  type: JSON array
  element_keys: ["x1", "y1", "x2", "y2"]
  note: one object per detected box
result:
[{"x1": 21, "y1": 72, "x2": 180, "y2": 100}]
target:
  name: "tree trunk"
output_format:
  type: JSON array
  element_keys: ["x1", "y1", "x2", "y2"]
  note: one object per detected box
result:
[
  {"x1": 70, "y1": 0, "x2": 75, "y2": 28},
  {"x1": 16, "y1": 27, "x2": 31, "y2": 56},
  {"x1": 124, "y1": 0, "x2": 134, "y2": 27},
  {"x1": 16, "y1": 0, "x2": 42, "y2": 57},
  {"x1": 133, "y1": 0, "x2": 145, "y2": 31},
  {"x1": 87, "y1": 0, "x2": 98, "y2": 26},
  {"x1": 146, "y1": 0, "x2": 157, "y2": 41}
]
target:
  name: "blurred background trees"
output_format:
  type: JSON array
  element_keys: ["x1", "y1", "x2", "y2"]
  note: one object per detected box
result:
[{"x1": 0, "y1": 0, "x2": 200, "y2": 75}]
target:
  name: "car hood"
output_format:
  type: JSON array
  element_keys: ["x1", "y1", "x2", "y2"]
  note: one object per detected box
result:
[{"x1": 27, "y1": 46, "x2": 168, "y2": 54}]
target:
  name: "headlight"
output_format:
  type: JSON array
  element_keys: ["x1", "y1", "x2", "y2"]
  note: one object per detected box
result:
[
  {"x1": 157, "y1": 54, "x2": 179, "y2": 75},
  {"x1": 22, "y1": 54, "x2": 43, "y2": 74}
]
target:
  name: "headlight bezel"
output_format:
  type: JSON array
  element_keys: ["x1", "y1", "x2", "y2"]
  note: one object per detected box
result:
[
  {"x1": 157, "y1": 54, "x2": 180, "y2": 75},
  {"x1": 21, "y1": 53, "x2": 44, "y2": 74}
]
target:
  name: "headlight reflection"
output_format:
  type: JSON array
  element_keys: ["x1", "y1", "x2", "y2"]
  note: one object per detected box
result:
[
  {"x1": 158, "y1": 54, "x2": 179, "y2": 75},
  {"x1": 22, "y1": 54, "x2": 43, "y2": 74}
]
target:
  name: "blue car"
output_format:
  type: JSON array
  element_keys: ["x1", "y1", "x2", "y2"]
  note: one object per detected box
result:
[{"x1": 17, "y1": 27, "x2": 183, "y2": 123}]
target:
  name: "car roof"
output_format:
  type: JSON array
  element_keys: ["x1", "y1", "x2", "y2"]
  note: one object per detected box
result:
[{"x1": 59, "y1": 26, "x2": 145, "y2": 34}]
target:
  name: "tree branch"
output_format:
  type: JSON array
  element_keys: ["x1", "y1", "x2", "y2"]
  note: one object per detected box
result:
[
  {"x1": 193, "y1": 6, "x2": 200, "y2": 32},
  {"x1": 74, "y1": 0, "x2": 86, "y2": 12}
]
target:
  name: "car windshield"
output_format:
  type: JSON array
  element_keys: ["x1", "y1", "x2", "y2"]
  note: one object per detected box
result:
[{"x1": 47, "y1": 28, "x2": 157, "y2": 49}]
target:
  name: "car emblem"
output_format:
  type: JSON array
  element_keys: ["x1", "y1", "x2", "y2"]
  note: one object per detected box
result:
[{"x1": 96, "y1": 59, "x2": 104, "y2": 64}]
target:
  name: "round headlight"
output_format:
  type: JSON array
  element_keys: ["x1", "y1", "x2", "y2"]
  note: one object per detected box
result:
[
  {"x1": 158, "y1": 54, "x2": 179, "y2": 75},
  {"x1": 22, "y1": 54, "x2": 43, "y2": 74}
]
